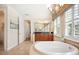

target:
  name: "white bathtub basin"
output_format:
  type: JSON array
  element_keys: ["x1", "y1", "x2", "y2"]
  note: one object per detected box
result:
[{"x1": 34, "y1": 41, "x2": 78, "y2": 55}]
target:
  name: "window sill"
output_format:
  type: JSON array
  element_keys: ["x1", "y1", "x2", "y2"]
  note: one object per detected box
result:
[{"x1": 64, "y1": 36, "x2": 79, "y2": 43}]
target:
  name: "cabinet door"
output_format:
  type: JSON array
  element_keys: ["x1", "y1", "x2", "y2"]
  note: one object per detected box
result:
[{"x1": 35, "y1": 33, "x2": 53, "y2": 41}]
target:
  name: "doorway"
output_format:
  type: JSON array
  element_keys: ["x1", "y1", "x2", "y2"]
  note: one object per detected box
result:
[
  {"x1": 0, "y1": 9, "x2": 4, "y2": 51},
  {"x1": 24, "y1": 20, "x2": 31, "y2": 41}
]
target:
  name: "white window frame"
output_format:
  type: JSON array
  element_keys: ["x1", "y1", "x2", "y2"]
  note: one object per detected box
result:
[
  {"x1": 54, "y1": 19, "x2": 57, "y2": 35},
  {"x1": 54, "y1": 16, "x2": 61, "y2": 37},
  {"x1": 65, "y1": 6, "x2": 73, "y2": 37},
  {"x1": 65, "y1": 4, "x2": 79, "y2": 41}
]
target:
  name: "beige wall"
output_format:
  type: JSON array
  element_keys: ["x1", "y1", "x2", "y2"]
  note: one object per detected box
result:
[
  {"x1": 50, "y1": 21, "x2": 54, "y2": 32},
  {"x1": 60, "y1": 14, "x2": 65, "y2": 36}
]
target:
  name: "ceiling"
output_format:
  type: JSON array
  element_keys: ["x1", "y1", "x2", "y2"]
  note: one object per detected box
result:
[{"x1": 9, "y1": 4, "x2": 51, "y2": 21}]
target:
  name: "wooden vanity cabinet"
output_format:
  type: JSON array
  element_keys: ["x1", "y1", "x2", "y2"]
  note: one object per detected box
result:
[{"x1": 35, "y1": 32, "x2": 53, "y2": 41}]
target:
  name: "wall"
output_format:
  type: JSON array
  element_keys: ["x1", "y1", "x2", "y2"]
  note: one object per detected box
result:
[
  {"x1": 7, "y1": 5, "x2": 24, "y2": 51},
  {"x1": 7, "y1": 6, "x2": 19, "y2": 50},
  {"x1": 24, "y1": 20, "x2": 30, "y2": 39},
  {"x1": 50, "y1": 21, "x2": 54, "y2": 32},
  {"x1": 18, "y1": 15, "x2": 24, "y2": 44}
]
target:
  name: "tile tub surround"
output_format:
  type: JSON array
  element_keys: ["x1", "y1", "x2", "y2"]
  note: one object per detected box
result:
[
  {"x1": 64, "y1": 39, "x2": 79, "y2": 51},
  {"x1": 30, "y1": 41, "x2": 79, "y2": 55},
  {"x1": 54, "y1": 35, "x2": 79, "y2": 53}
]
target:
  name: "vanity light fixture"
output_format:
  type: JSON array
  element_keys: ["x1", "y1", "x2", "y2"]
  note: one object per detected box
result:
[
  {"x1": 47, "y1": 4, "x2": 64, "y2": 15},
  {"x1": 55, "y1": 4, "x2": 64, "y2": 13}
]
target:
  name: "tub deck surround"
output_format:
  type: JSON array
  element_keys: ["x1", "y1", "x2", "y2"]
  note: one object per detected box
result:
[
  {"x1": 64, "y1": 39, "x2": 79, "y2": 50},
  {"x1": 30, "y1": 41, "x2": 78, "y2": 55},
  {"x1": 30, "y1": 45, "x2": 43, "y2": 55}
]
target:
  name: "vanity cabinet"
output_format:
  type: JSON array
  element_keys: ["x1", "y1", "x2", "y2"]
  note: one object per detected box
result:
[{"x1": 35, "y1": 32, "x2": 53, "y2": 41}]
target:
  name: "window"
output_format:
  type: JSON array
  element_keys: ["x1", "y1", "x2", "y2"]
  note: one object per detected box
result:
[
  {"x1": 73, "y1": 4, "x2": 79, "y2": 38},
  {"x1": 54, "y1": 19, "x2": 57, "y2": 34},
  {"x1": 54, "y1": 16, "x2": 61, "y2": 36},
  {"x1": 74, "y1": 20, "x2": 79, "y2": 38},
  {"x1": 56, "y1": 17, "x2": 61, "y2": 35},
  {"x1": 65, "y1": 4, "x2": 79, "y2": 39},
  {"x1": 65, "y1": 7, "x2": 73, "y2": 36}
]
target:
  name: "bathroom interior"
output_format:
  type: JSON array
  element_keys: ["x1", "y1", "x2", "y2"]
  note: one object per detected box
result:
[{"x1": 0, "y1": 4, "x2": 79, "y2": 55}]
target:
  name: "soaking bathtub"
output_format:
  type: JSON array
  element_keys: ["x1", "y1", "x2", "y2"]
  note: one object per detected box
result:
[{"x1": 33, "y1": 41, "x2": 78, "y2": 55}]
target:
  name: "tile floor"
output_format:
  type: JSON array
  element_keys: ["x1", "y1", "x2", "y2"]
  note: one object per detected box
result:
[{"x1": 0, "y1": 41, "x2": 32, "y2": 55}]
